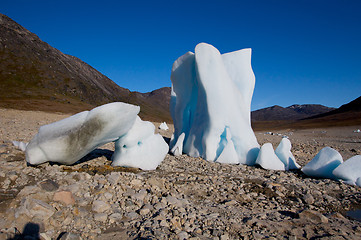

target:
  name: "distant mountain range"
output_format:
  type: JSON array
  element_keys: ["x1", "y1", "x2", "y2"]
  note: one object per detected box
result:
[
  {"x1": 251, "y1": 104, "x2": 336, "y2": 121},
  {"x1": 252, "y1": 97, "x2": 361, "y2": 130},
  {"x1": 0, "y1": 13, "x2": 171, "y2": 122},
  {"x1": 1, "y1": 13, "x2": 360, "y2": 129}
]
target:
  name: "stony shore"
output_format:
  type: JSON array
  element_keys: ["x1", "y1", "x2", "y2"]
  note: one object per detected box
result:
[{"x1": 1, "y1": 108, "x2": 361, "y2": 239}]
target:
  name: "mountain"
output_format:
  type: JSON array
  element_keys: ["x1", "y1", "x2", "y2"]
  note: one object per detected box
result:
[
  {"x1": 307, "y1": 96, "x2": 361, "y2": 119},
  {"x1": 0, "y1": 13, "x2": 171, "y2": 122},
  {"x1": 296, "y1": 96, "x2": 361, "y2": 127},
  {"x1": 252, "y1": 97, "x2": 361, "y2": 130},
  {"x1": 251, "y1": 104, "x2": 335, "y2": 121}
]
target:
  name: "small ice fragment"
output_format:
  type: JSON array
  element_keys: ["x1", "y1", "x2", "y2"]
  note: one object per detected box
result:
[
  {"x1": 255, "y1": 143, "x2": 285, "y2": 170},
  {"x1": 12, "y1": 141, "x2": 28, "y2": 151},
  {"x1": 158, "y1": 122, "x2": 169, "y2": 130},
  {"x1": 333, "y1": 155, "x2": 361, "y2": 185},
  {"x1": 275, "y1": 138, "x2": 300, "y2": 170},
  {"x1": 302, "y1": 147, "x2": 343, "y2": 179}
]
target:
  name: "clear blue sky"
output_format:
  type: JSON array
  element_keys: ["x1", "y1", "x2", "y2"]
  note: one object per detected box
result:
[{"x1": 2, "y1": 0, "x2": 361, "y2": 110}]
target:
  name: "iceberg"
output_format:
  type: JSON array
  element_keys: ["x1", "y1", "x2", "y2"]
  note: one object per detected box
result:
[
  {"x1": 332, "y1": 155, "x2": 361, "y2": 186},
  {"x1": 275, "y1": 138, "x2": 300, "y2": 170},
  {"x1": 159, "y1": 122, "x2": 169, "y2": 130},
  {"x1": 112, "y1": 116, "x2": 168, "y2": 170},
  {"x1": 301, "y1": 147, "x2": 343, "y2": 179},
  {"x1": 26, "y1": 102, "x2": 139, "y2": 165},
  {"x1": 255, "y1": 143, "x2": 285, "y2": 170},
  {"x1": 169, "y1": 43, "x2": 259, "y2": 165}
]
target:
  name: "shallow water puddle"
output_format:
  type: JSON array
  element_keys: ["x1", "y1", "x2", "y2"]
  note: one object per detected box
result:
[{"x1": 346, "y1": 209, "x2": 361, "y2": 222}]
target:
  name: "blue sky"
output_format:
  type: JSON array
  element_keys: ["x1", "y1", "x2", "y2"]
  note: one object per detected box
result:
[{"x1": 2, "y1": 0, "x2": 361, "y2": 110}]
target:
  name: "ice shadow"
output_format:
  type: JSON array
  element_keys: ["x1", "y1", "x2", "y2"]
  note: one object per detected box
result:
[
  {"x1": 163, "y1": 136, "x2": 171, "y2": 145},
  {"x1": 279, "y1": 210, "x2": 298, "y2": 219},
  {"x1": 73, "y1": 148, "x2": 113, "y2": 165},
  {"x1": 7, "y1": 222, "x2": 39, "y2": 240},
  {"x1": 36, "y1": 148, "x2": 114, "y2": 167}
]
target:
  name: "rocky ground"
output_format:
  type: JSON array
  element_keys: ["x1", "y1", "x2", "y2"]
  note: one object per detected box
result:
[{"x1": 0, "y1": 108, "x2": 361, "y2": 239}]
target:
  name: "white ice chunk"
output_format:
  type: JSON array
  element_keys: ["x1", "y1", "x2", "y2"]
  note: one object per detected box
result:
[
  {"x1": 112, "y1": 116, "x2": 168, "y2": 170},
  {"x1": 275, "y1": 138, "x2": 300, "y2": 170},
  {"x1": 158, "y1": 122, "x2": 169, "y2": 130},
  {"x1": 170, "y1": 132, "x2": 185, "y2": 156},
  {"x1": 170, "y1": 43, "x2": 259, "y2": 165},
  {"x1": 332, "y1": 155, "x2": 361, "y2": 185},
  {"x1": 215, "y1": 128, "x2": 239, "y2": 164},
  {"x1": 255, "y1": 143, "x2": 285, "y2": 170},
  {"x1": 26, "y1": 102, "x2": 139, "y2": 165},
  {"x1": 12, "y1": 141, "x2": 28, "y2": 151},
  {"x1": 301, "y1": 147, "x2": 343, "y2": 179},
  {"x1": 356, "y1": 177, "x2": 361, "y2": 187}
]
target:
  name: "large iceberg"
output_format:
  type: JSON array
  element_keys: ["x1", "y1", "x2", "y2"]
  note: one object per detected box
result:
[
  {"x1": 169, "y1": 43, "x2": 259, "y2": 165},
  {"x1": 301, "y1": 147, "x2": 343, "y2": 179},
  {"x1": 112, "y1": 116, "x2": 168, "y2": 170},
  {"x1": 26, "y1": 102, "x2": 139, "y2": 165},
  {"x1": 333, "y1": 155, "x2": 361, "y2": 186},
  {"x1": 275, "y1": 138, "x2": 300, "y2": 170}
]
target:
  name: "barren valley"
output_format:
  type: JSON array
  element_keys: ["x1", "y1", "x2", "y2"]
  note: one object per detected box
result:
[{"x1": 1, "y1": 108, "x2": 360, "y2": 239}]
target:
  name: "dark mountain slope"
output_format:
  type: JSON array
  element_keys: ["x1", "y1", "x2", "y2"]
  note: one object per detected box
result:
[
  {"x1": 306, "y1": 96, "x2": 361, "y2": 119},
  {"x1": 252, "y1": 97, "x2": 361, "y2": 131},
  {"x1": 0, "y1": 13, "x2": 171, "y2": 122}
]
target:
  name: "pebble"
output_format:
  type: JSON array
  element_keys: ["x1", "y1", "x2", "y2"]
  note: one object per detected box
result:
[
  {"x1": 92, "y1": 200, "x2": 111, "y2": 213},
  {"x1": 24, "y1": 198, "x2": 55, "y2": 220},
  {"x1": 94, "y1": 213, "x2": 108, "y2": 222},
  {"x1": 303, "y1": 193, "x2": 315, "y2": 205},
  {"x1": 39, "y1": 179, "x2": 59, "y2": 192},
  {"x1": 53, "y1": 191, "x2": 75, "y2": 205},
  {"x1": 1, "y1": 125, "x2": 361, "y2": 239},
  {"x1": 299, "y1": 209, "x2": 329, "y2": 223}
]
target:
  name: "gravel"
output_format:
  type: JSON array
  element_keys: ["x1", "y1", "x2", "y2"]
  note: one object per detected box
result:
[{"x1": 0, "y1": 108, "x2": 361, "y2": 239}]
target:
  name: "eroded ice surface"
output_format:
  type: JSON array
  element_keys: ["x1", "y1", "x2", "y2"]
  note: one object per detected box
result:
[
  {"x1": 333, "y1": 155, "x2": 361, "y2": 186},
  {"x1": 26, "y1": 102, "x2": 139, "y2": 165},
  {"x1": 301, "y1": 147, "x2": 343, "y2": 179},
  {"x1": 169, "y1": 43, "x2": 259, "y2": 165},
  {"x1": 256, "y1": 143, "x2": 285, "y2": 170},
  {"x1": 112, "y1": 116, "x2": 168, "y2": 170},
  {"x1": 275, "y1": 138, "x2": 300, "y2": 170},
  {"x1": 170, "y1": 132, "x2": 185, "y2": 156}
]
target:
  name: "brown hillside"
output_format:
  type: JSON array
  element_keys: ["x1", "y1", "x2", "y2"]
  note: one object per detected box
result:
[{"x1": 0, "y1": 13, "x2": 171, "y2": 122}]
